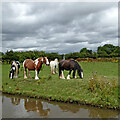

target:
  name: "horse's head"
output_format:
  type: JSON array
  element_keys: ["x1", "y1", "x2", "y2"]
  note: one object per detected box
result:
[
  {"x1": 43, "y1": 57, "x2": 49, "y2": 66},
  {"x1": 9, "y1": 65, "x2": 16, "y2": 79},
  {"x1": 35, "y1": 57, "x2": 49, "y2": 70},
  {"x1": 55, "y1": 58, "x2": 58, "y2": 63},
  {"x1": 78, "y1": 69, "x2": 83, "y2": 79}
]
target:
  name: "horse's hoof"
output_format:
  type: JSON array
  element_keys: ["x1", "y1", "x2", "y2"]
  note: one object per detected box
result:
[
  {"x1": 67, "y1": 75, "x2": 70, "y2": 79},
  {"x1": 14, "y1": 76, "x2": 18, "y2": 78},
  {"x1": 35, "y1": 77, "x2": 39, "y2": 80},
  {"x1": 24, "y1": 77, "x2": 27, "y2": 79},
  {"x1": 67, "y1": 76, "x2": 70, "y2": 79}
]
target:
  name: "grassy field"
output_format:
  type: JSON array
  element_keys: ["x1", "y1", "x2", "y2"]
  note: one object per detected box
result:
[{"x1": 1, "y1": 62, "x2": 120, "y2": 109}]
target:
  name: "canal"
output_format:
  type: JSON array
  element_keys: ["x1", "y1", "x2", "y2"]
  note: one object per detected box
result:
[{"x1": 1, "y1": 93, "x2": 120, "y2": 118}]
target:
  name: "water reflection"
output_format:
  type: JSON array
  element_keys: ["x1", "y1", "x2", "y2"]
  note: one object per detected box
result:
[
  {"x1": 7, "y1": 96, "x2": 50, "y2": 116},
  {"x1": 49, "y1": 101, "x2": 119, "y2": 118},
  {"x1": 24, "y1": 98, "x2": 50, "y2": 116},
  {"x1": 2, "y1": 94, "x2": 120, "y2": 118},
  {"x1": 58, "y1": 103, "x2": 80, "y2": 113},
  {"x1": 11, "y1": 98, "x2": 20, "y2": 105}
]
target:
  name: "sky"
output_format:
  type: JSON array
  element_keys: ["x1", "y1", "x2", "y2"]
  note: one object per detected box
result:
[{"x1": 2, "y1": 2, "x2": 118, "y2": 54}]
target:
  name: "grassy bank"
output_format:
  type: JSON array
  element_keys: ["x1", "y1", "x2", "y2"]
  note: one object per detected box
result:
[{"x1": 1, "y1": 62, "x2": 120, "y2": 110}]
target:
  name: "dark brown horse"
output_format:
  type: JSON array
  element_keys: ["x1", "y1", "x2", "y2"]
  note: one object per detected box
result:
[
  {"x1": 23, "y1": 57, "x2": 49, "y2": 80},
  {"x1": 59, "y1": 59, "x2": 83, "y2": 79}
]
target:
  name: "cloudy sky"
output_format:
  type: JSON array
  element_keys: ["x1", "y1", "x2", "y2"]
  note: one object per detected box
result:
[{"x1": 2, "y1": 2, "x2": 118, "y2": 54}]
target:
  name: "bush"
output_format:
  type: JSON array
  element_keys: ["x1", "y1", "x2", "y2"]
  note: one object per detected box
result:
[{"x1": 88, "y1": 72, "x2": 118, "y2": 107}]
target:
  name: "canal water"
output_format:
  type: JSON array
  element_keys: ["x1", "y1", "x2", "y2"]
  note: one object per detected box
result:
[{"x1": 1, "y1": 93, "x2": 120, "y2": 118}]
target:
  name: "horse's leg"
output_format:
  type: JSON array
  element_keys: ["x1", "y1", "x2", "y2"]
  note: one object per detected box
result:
[
  {"x1": 59, "y1": 64, "x2": 65, "y2": 79},
  {"x1": 35, "y1": 70, "x2": 39, "y2": 80},
  {"x1": 59, "y1": 71, "x2": 62, "y2": 78},
  {"x1": 61, "y1": 70, "x2": 65, "y2": 79},
  {"x1": 67, "y1": 70, "x2": 72, "y2": 79},
  {"x1": 51, "y1": 66, "x2": 55, "y2": 74},
  {"x1": 59, "y1": 64, "x2": 62, "y2": 78},
  {"x1": 55, "y1": 65, "x2": 58, "y2": 74},
  {"x1": 18, "y1": 68, "x2": 19, "y2": 74},
  {"x1": 53, "y1": 66, "x2": 55, "y2": 74},
  {"x1": 17, "y1": 67, "x2": 19, "y2": 76},
  {"x1": 59, "y1": 68, "x2": 63, "y2": 79},
  {"x1": 28, "y1": 70, "x2": 31, "y2": 79},
  {"x1": 73, "y1": 69, "x2": 76, "y2": 78},
  {"x1": 51, "y1": 66, "x2": 53, "y2": 74},
  {"x1": 14, "y1": 67, "x2": 18, "y2": 78},
  {"x1": 24, "y1": 68, "x2": 27, "y2": 79},
  {"x1": 59, "y1": 70, "x2": 65, "y2": 79}
]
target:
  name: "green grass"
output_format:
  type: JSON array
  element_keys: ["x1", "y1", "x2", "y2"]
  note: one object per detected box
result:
[{"x1": 1, "y1": 62, "x2": 120, "y2": 109}]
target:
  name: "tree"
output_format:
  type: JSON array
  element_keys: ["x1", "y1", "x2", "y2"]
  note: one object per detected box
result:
[
  {"x1": 4, "y1": 50, "x2": 17, "y2": 63},
  {"x1": 97, "y1": 44, "x2": 120, "y2": 57},
  {"x1": 1, "y1": 44, "x2": 120, "y2": 64},
  {"x1": 92, "y1": 52, "x2": 98, "y2": 59},
  {"x1": 80, "y1": 48, "x2": 93, "y2": 58}
]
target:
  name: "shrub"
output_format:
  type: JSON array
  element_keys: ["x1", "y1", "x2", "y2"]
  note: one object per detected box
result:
[{"x1": 89, "y1": 72, "x2": 116, "y2": 92}]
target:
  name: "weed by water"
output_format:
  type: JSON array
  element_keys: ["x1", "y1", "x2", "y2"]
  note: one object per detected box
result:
[{"x1": 88, "y1": 72, "x2": 118, "y2": 108}]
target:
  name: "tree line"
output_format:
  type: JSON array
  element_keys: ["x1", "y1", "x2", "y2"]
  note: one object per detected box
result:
[{"x1": 1, "y1": 44, "x2": 120, "y2": 63}]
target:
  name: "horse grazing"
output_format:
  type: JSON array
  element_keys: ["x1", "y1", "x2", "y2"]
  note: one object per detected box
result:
[
  {"x1": 9, "y1": 61, "x2": 20, "y2": 79},
  {"x1": 59, "y1": 60, "x2": 83, "y2": 79},
  {"x1": 23, "y1": 57, "x2": 49, "y2": 80},
  {"x1": 50, "y1": 58, "x2": 59, "y2": 74}
]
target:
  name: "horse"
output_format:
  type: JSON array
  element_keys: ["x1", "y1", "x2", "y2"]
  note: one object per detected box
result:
[
  {"x1": 50, "y1": 58, "x2": 59, "y2": 74},
  {"x1": 59, "y1": 59, "x2": 83, "y2": 79},
  {"x1": 9, "y1": 61, "x2": 20, "y2": 79},
  {"x1": 23, "y1": 57, "x2": 49, "y2": 80}
]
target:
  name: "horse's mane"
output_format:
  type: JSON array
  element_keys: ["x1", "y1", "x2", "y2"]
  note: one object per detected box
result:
[
  {"x1": 12, "y1": 61, "x2": 18, "y2": 71},
  {"x1": 70, "y1": 60, "x2": 82, "y2": 71}
]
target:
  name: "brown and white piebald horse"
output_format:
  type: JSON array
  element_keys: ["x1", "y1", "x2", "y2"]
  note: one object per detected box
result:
[{"x1": 23, "y1": 57, "x2": 49, "y2": 80}]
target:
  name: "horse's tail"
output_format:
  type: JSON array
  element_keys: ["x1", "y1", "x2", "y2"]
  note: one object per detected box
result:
[
  {"x1": 23, "y1": 60, "x2": 26, "y2": 69},
  {"x1": 63, "y1": 55, "x2": 65, "y2": 60},
  {"x1": 59, "y1": 62, "x2": 61, "y2": 77}
]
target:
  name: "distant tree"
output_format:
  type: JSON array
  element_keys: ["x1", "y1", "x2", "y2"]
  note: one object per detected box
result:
[
  {"x1": 0, "y1": 52, "x2": 4, "y2": 62},
  {"x1": 80, "y1": 48, "x2": 88, "y2": 53},
  {"x1": 72, "y1": 52, "x2": 80, "y2": 59},
  {"x1": 113, "y1": 46, "x2": 120, "y2": 57},
  {"x1": 92, "y1": 52, "x2": 98, "y2": 59},
  {"x1": 80, "y1": 48, "x2": 93, "y2": 58},
  {"x1": 46, "y1": 52, "x2": 61, "y2": 60},
  {"x1": 97, "y1": 44, "x2": 120, "y2": 57},
  {"x1": 4, "y1": 50, "x2": 17, "y2": 63},
  {"x1": 1, "y1": 44, "x2": 120, "y2": 64}
]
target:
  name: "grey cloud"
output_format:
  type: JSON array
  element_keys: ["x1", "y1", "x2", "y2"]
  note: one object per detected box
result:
[{"x1": 2, "y1": 2, "x2": 118, "y2": 53}]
